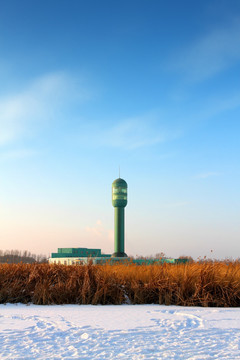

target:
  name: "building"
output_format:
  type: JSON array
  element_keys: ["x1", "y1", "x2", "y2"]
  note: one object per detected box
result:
[{"x1": 48, "y1": 247, "x2": 111, "y2": 265}]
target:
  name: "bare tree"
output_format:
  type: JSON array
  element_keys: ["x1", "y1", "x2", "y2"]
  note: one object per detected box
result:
[{"x1": 0, "y1": 249, "x2": 47, "y2": 264}]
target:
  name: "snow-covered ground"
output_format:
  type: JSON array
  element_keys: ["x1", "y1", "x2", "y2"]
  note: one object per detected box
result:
[{"x1": 0, "y1": 304, "x2": 240, "y2": 359}]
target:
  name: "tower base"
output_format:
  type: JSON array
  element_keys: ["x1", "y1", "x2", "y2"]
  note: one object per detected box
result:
[{"x1": 111, "y1": 252, "x2": 128, "y2": 258}]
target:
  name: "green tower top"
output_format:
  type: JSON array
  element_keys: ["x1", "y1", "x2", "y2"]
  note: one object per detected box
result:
[{"x1": 112, "y1": 178, "x2": 128, "y2": 207}]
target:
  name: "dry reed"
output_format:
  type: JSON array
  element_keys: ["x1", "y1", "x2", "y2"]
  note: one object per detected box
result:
[{"x1": 0, "y1": 262, "x2": 240, "y2": 306}]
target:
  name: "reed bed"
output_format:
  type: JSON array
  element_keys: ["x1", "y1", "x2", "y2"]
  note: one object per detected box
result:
[{"x1": 0, "y1": 262, "x2": 240, "y2": 306}]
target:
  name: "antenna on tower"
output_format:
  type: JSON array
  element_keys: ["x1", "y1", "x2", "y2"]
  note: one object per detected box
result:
[{"x1": 119, "y1": 166, "x2": 120, "y2": 178}]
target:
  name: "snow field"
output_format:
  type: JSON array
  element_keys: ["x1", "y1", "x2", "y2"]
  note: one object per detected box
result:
[{"x1": 0, "y1": 304, "x2": 240, "y2": 359}]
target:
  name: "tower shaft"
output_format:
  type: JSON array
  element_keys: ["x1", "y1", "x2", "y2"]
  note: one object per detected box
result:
[{"x1": 114, "y1": 207, "x2": 125, "y2": 256}]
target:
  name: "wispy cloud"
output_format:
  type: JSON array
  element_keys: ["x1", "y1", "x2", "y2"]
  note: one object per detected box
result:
[
  {"x1": 76, "y1": 113, "x2": 181, "y2": 150},
  {"x1": 0, "y1": 71, "x2": 87, "y2": 146},
  {"x1": 170, "y1": 19, "x2": 240, "y2": 82},
  {"x1": 85, "y1": 220, "x2": 113, "y2": 249},
  {"x1": 101, "y1": 117, "x2": 165, "y2": 149},
  {"x1": 195, "y1": 172, "x2": 220, "y2": 179},
  {"x1": 165, "y1": 201, "x2": 189, "y2": 208},
  {"x1": 0, "y1": 149, "x2": 36, "y2": 161},
  {"x1": 198, "y1": 91, "x2": 240, "y2": 120}
]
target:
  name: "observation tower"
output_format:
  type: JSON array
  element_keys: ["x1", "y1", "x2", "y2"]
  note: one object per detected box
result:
[{"x1": 112, "y1": 178, "x2": 128, "y2": 257}]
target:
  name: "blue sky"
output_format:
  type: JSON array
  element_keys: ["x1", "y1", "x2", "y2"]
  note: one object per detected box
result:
[{"x1": 0, "y1": 0, "x2": 240, "y2": 259}]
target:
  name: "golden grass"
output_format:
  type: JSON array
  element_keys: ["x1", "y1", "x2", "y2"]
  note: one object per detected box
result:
[{"x1": 0, "y1": 262, "x2": 240, "y2": 306}]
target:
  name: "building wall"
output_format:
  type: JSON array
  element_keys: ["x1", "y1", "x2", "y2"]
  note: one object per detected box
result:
[
  {"x1": 48, "y1": 257, "x2": 187, "y2": 265},
  {"x1": 49, "y1": 257, "x2": 89, "y2": 265}
]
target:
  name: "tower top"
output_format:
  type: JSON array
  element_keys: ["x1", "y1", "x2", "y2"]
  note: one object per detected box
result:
[{"x1": 112, "y1": 178, "x2": 127, "y2": 187}]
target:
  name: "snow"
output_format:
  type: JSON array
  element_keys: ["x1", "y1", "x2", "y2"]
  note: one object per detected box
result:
[{"x1": 0, "y1": 304, "x2": 240, "y2": 359}]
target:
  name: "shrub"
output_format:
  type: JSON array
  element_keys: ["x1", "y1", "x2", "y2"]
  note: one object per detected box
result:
[{"x1": 0, "y1": 262, "x2": 240, "y2": 306}]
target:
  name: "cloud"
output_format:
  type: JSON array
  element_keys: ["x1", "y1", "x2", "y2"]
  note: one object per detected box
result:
[
  {"x1": 101, "y1": 118, "x2": 164, "y2": 149},
  {"x1": 199, "y1": 91, "x2": 240, "y2": 119},
  {"x1": 0, "y1": 149, "x2": 36, "y2": 161},
  {"x1": 85, "y1": 220, "x2": 113, "y2": 245},
  {"x1": 165, "y1": 201, "x2": 189, "y2": 208},
  {"x1": 76, "y1": 113, "x2": 181, "y2": 150},
  {"x1": 0, "y1": 72, "x2": 87, "y2": 146},
  {"x1": 195, "y1": 172, "x2": 220, "y2": 179},
  {"x1": 170, "y1": 19, "x2": 240, "y2": 82}
]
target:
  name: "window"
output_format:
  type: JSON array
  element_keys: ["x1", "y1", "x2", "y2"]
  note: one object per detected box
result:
[
  {"x1": 113, "y1": 194, "x2": 127, "y2": 200},
  {"x1": 113, "y1": 187, "x2": 127, "y2": 194}
]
